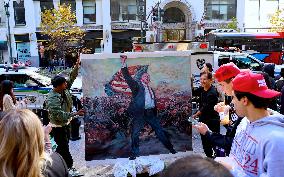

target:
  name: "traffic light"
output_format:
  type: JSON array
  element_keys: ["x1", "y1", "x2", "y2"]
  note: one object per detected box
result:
[
  {"x1": 152, "y1": 7, "x2": 158, "y2": 22},
  {"x1": 159, "y1": 9, "x2": 164, "y2": 21},
  {"x1": 143, "y1": 22, "x2": 149, "y2": 29}
]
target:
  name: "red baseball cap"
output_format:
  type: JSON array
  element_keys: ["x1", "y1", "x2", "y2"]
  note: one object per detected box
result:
[
  {"x1": 214, "y1": 62, "x2": 240, "y2": 82},
  {"x1": 232, "y1": 72, "x2": 280, "y2": 98}
]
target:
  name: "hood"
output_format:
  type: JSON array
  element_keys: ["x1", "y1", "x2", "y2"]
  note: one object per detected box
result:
[{"x1": 251, "y1": 114, "x2": 284, "y2": 128}]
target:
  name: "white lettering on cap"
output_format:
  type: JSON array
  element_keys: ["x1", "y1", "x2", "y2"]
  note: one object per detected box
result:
[{"x1": 257, "y1": 79, "x2": 266, "y2": 87}]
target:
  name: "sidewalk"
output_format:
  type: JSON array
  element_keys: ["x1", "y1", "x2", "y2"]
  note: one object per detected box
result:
[{"x1": 69, "y1": 125, "x2": 209, "y2": 177}]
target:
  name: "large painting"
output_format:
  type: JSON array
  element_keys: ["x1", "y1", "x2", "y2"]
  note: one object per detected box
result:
[{"x1": 81, "y1": 52, "x2": 192, "y2": 161}]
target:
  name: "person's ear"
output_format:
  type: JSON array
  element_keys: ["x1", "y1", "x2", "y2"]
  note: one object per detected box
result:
[{"x1": 242, "y1": 96, "x2": 249, "y2": 106}]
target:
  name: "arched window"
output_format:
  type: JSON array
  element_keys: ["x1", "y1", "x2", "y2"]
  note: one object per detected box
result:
[{"x1": 163, "y1": 7, "x2": 185, "y2": 23}]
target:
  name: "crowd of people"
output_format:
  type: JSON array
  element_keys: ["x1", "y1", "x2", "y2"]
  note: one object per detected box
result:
[
  {"x1": 191, "y1": 62, "x2": 284, "y2": 176},
  {"x1": 1, "y1": 52, "x2": 284, "y2": 177},
  {"x1": 48, "y1": 55, "x2": 67, "y2": 72}
]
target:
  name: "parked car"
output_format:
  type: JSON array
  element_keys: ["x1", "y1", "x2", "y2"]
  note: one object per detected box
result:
[
  {"x1": 213, "y1": 51, "x2": 284, "y2": 76},
  {"x1": 214, "y1": 51, "x2": 264, "y2": 72},
  {"x1": 0, "y1": 67, "x2": 82, "y2": 109}
]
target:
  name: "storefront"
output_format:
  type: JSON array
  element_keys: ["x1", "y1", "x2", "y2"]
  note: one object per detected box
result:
[
  {"x1": 14, "y1": 34, "x2": 32, "y2": 65},
  {"x1": 112, "y1": 30, "x2": 140, "y2": 53},
  {"x1": 84, "y1": 30, "x2": 103, "y2": 53}
]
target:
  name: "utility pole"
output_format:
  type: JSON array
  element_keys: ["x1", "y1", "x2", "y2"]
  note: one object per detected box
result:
[
  {"x1": 4, "y1": 1, "x2": 13, "y2": 64},
  {"x1": 137, "y1": 0, "x2": 146, "y2": 43},
  {"x1": 152, "y1": 2, "x2": 164, "y2": 42}
]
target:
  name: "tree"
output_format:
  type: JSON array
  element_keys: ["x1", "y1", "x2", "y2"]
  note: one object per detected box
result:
[
  {"x1": 220, "y1": 17, "x2": 240, "y2": 32},
  {"x1": 269, "y1": 9, "x2": 284, "y2": 32},
  {"x1": 40, "y1": 4, "x2": 86, "y2": 61}
]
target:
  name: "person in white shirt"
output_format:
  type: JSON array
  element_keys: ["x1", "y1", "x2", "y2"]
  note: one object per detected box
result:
[{"x1": 0, "y1": 80, "x2": 26, "y2": 111}]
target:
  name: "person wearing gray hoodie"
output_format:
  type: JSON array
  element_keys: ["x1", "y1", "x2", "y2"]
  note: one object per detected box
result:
[{"x1": 219, "y1": 71, "x2": 284, "y2": 177}]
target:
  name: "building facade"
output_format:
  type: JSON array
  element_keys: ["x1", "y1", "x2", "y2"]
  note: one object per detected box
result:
[
  {"x1": 0, "y1": 0, "x2": 282, "y2": 66},
  {"x1": 243, "y1": 0, "x2": 283, "y2": 32}
]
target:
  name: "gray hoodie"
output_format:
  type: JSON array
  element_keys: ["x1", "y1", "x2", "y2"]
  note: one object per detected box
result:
[{"x1": 229, "y1": 114, "x2": 284, "y2": 177}]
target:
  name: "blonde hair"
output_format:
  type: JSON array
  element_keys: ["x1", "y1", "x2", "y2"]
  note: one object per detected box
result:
[{"x1": 0, "y1": 109, "x2": 50, "y2": 177}]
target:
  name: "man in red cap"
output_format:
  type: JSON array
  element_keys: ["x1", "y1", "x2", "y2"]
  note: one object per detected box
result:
[
  {"x1": 220, "y1": 72, "x2": 284, "y2": 177},
  {"x1": 193, "y1": 62, "x2": 245, "y2": 156}
]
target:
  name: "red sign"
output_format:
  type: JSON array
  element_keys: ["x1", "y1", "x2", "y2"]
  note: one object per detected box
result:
[{"x1": 199, "y1": 43, "x2": 208, "y2": 49}]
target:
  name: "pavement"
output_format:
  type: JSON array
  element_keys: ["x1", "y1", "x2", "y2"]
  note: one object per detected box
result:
[{"x1": 69, "y1": 124, "x2": 226, "y2": 177}]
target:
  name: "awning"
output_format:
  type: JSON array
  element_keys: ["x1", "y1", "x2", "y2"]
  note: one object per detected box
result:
[
  {"x1": 85, "y1": 30, "x2": 140, "y2": 40},
  {"x1": 84, "y1": 30, "x2": 103, "y2": 40},
  {"x1": 14, "y1": 34, "x2": 29, "y2": 42},
  {"x1": 36, "y1": 32, "x2": 50, "y2": 41},
  {"x1": 0, "y1": 41, "x2": 8, "y2": 50},
  {"x1": 112, "y1": 30, "x2": 140, "y2": 40}
]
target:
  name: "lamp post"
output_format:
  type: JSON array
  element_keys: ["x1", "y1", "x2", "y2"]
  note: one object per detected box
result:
[{"x1": 4, "y1": 1, "x2": 13, "y2": 64}]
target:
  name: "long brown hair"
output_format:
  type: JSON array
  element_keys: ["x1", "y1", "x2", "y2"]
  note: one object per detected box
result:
[
  {"x1": 0, "y1": 80, "x2": 16, "y2": 110},
  {"x1": 0, "y1": 109, "x2": 49, "y2": 177}
]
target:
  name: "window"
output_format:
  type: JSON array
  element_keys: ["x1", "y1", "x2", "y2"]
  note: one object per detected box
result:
[
  {"x1": 0, "y1": 51, "x2": 3, "y2": 63},
  {"x1": 122, "y1": 5, "x2": 137, "y2": 21},
  {"x1": 110, "y1": 0, "x2": 120, "y2": 21},
  {"x1": 218, "y1": 55, "x2": 230, "y2": 66},
  {"x1": 60, "y1": 0, "x2": 76, "y2": 12},
  {"x1": 0, "y1": 8, "x2": 6, "y2": 24},
  {"x1": 83, "y1": 0, "x2": 96, "y2": 24},
  {"x1": 232, "y1": 55, "x2": 261, "y2": 71},
  {"x1": 163, "y1": 29, "x2": 186, "y2": 41},
  {"x1": 110, "y1": 0, "x2": 138, "y2": 21},
  {"x1": 205, "y1": 0, "x2": 237, "y2": 21},
  {"x1": 163, "y1": 7, "x2": 185, "y2": 23},
  {"x1": 13, "y1": 1, "x2": 26, "y2": 25},
  {"x1": 40, "y1": 1, "x2": 54, "y2": 12}
]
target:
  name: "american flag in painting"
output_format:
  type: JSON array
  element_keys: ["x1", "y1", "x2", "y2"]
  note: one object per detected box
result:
[{"x1": 104, "y1": 65, "x2": 149, "y2": 96}]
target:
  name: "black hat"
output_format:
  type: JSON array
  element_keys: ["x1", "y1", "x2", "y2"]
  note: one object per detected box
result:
[
  {"x1": 51, "y1": 75, "x2": 66, "y2": 88},
  {"x1": 280, "y1": 68, "x2": 284, "y2": 77}
]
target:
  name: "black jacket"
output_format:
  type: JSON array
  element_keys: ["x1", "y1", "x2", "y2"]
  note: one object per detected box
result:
[
  {"x1": 205, "y1": 105, "x2": 243, "y2": 155},
  {"x1": 199, "y1": 85, "x2": 219, "y2": 123},
  {"x1": 121, "y1": 67, "x2": 157, "y2": 117}
]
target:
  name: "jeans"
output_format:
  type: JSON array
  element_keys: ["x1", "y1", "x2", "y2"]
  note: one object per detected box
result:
[
  {"x1": 200, "y1": 119, "x2": 220, "y2": 158},
  {"x1": 52, "y1": 126, "x2": 73, "y2": 168},
  {"x1": 131, "y1": 108, "x2": 174, "y2": 156}
]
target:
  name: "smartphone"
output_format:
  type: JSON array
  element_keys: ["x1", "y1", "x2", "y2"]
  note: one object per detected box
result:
[{"x1": 188, "y1": 116, "x2": 199, "y2": 125}]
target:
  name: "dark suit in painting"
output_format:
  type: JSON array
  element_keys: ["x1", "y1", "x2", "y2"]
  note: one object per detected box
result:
[{"x1": 121, "y1": 67, "x2": 175, "y2": 157}]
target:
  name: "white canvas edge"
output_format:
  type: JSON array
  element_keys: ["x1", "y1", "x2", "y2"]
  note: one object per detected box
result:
[{"x1": 80, "y1": 51, "x2": 192, "y2": 60}]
